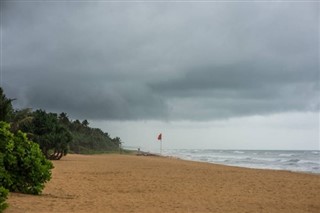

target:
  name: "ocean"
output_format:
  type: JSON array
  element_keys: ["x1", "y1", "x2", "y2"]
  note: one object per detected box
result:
[{"x1": 162, "y1": 149, "x2": 320, "y2": 174}]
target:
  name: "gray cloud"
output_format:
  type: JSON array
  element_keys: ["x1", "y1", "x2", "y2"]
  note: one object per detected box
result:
[{"x1": 2, "y1": 1, "x2": 319, "y2": 121}]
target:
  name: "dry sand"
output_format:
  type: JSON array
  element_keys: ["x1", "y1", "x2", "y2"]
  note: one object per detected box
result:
[{"x1": 5, "y1": 154, "x2": 320, "y2": 213}]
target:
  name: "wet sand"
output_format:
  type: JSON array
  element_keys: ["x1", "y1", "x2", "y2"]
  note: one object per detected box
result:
[{"x1": 5, "y1": 154, "x2": 320, "y2": 213}]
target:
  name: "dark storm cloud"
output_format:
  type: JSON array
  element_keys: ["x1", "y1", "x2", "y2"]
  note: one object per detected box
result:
[
  {"x1": 150, "y1": 62, "x2": 318, "y2": 120},
  {"x1": 1, "y1": 1, "x2": 319, "y2": 120}
]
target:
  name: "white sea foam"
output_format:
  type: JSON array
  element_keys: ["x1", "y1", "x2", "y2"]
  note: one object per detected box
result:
[
  {"x1": 233, "y1": 151, "x2": 245, "y2": 154},
  {"x1": 279, "y1": 153, "x2": 296, "y2": 157},
  {"x1": 163, "y1": 149, "x2": 320, "y2": 174}
]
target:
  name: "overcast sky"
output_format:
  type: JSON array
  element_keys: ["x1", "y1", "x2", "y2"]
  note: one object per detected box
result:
[{"x1": 1, "y1": 1, "x2": 319, "y2": 151}]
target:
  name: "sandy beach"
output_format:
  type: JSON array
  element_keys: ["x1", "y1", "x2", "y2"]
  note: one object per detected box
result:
[{"x1": 5, "y1": 154, "x2": 320, "y2": 213}]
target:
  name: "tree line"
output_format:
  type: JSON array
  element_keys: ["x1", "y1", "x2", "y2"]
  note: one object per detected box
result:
[
  {"x1": 0, "y1": 87, "x2": 122, "y2": 212},
  {"x1": 1, "y1": 87, "x2": 122, "y2": 157}
]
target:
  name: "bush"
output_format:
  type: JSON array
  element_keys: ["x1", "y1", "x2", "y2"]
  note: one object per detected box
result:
[
  {"x1": 0, "y1": 122, "x2": 53, "y2": 195},
  {"x1": 0, "y1": 152, "x2": 8, "y2": 213},
  {"x1": 0, "y1": 187, "x2": 8, "y2": 213},
  {"x1": 0, "y1": 137, "x2": 9, "y2": 212}
]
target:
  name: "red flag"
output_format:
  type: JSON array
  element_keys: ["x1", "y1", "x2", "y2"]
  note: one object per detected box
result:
[{"x1": 157, "y1": 133, "x2": 162, "y2": 140}]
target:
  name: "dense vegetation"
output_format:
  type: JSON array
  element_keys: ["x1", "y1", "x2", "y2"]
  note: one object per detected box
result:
[
  {"x1": 0, "y1": 187, "x2": 8, "y2": 213},
  {"x1": 18, "y1": 109, "x2": 72, "y2": 160},
  {"x1": 0, "y1": 122, "x2": 53, "y2": 194},
  {"x1": 63, "y1": 117, "x2": 121, "y2": 154},
  {"x1": 0, "y1": 88, "x2": 53, "y2": 212},
  {"x1": 1, "y1": 87, "x2": 122, "y2": 158},
  {"x1": 0, "y1": 87, "x2": 122, "y2": 211},
  {"x1": 0, "y1": 151, "x2": 8, "y2": 213}
]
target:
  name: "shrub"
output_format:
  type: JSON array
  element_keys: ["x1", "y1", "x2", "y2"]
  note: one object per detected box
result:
[
  {"x1": 0, "y1": 122, "x2": 53, "y2": 195},
  {"x1": 0, "y1": 134, "x2": 9, "y2": 212},
  {"x1": 0, "y1": 187, "x2": 8, "y2": 213},
  {"x1": 0, "y1": 152, "x2": 8, "y2": 213}
]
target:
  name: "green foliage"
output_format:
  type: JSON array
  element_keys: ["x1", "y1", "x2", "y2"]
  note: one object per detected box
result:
[
  {"x1": 0, "y1": 122, "x2": 53, "y2": 195},
  {"x1": 10, "y1": 108, "x2": 33, "y2": 133},
  {"x1": 20, "y1": 110, "x2": 72, "y2": 160},
  {"x1": 56, "y1": 113, "x2": 121, "y2": 154},
  {"x1": 0, "y1": 87, "x2": 14, "y2": 122},
  {"x1": 67, "y1": 120, "x2": 120, "y2": 154},
  {"x1": 17, "y1": 109, "x2": 120, "y2": 157},
  {"x1": 1, "y1": 88, "x2": 122, "y2": 160},
  {"x1": 0, "y1": 151, "x2": 8, "y2": 212},
  {"x1": 0, "y1": 187, "x2": 8, "y2": 213}
]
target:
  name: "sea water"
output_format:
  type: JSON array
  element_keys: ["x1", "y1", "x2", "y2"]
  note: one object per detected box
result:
[{"x1": 163, "y1": 149, "x2": 320, "y2": 174}]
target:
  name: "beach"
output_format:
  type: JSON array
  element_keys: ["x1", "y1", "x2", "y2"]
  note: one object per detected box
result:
[{"x1": 5, "y1": 154, "x2": 320, "y2": 213}]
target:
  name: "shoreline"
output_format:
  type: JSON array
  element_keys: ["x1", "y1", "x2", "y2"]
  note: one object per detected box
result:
[
  {"x1": 162, "y1": 155, "x2": 320, "y2": 176},
  {"x1": 161, "y1": 149, "x2": 320, "y2": 175},
  {"x1": 6, "y1": 154, "x2": 320, "y2": 213},
  {"x1": 143, "y1": 153, "x2": 320, "y2": 179}
]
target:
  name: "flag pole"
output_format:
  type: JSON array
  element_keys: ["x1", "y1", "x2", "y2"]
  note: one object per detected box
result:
[
  {"x1": 158, "y1": 133, "x2": 162, "y2": 155},
  {"x1": 160, "y1": 138, "x2": 162, "y2": 155}
]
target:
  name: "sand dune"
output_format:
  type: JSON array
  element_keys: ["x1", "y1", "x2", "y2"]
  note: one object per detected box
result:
[{"x1": 5, "y1": 154, "x2": 320, "y2": 213}]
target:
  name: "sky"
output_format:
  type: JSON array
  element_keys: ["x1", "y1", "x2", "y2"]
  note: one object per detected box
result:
[{"x1": 1, "y1": 0, "x2": 319, "y2": 151}]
